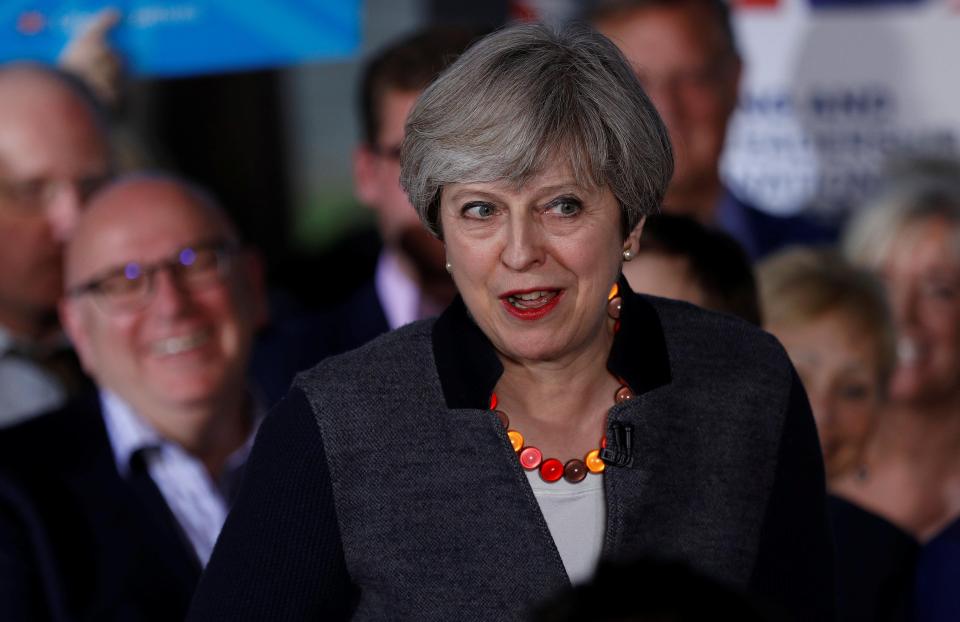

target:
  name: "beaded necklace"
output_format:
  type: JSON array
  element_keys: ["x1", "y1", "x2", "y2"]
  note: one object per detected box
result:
[{"x1": 490, "y1": 283, "x2": 634, "y2": 484}]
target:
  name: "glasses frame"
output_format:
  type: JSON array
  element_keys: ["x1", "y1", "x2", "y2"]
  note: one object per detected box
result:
[{"x1": 66, "y1": 238, "x2": 241, "y2": 313}]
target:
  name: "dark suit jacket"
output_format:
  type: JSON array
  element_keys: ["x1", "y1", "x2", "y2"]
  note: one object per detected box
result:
[
  {"x1": 250, "y1": 280, "x2": 390, "y2": 407},
  {"x1": 0, "y1": 393, "x2": 200, "y2": 622}
]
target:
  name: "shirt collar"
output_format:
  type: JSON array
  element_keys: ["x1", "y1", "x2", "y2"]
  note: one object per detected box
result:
[
  {"x1": 432, "y1": 275, "x2": 671, "y2": 410},
  {"x1": 100, "y1": 388, "x2": 265, "y2": 477},
  {"x1": 375, "y1": 249, "x2": 421, "y2": 330}
]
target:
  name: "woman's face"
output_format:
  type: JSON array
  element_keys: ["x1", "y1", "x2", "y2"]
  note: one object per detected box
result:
[
  {"x1": 880, "y1": 217, "x2": 960, "y2": 405},
  {"x1": 440, "y1": 166, "x2": 638, "y2": 365},
  {"x1": 770, "y1": 311, "x2": 883, "y2": 480}
]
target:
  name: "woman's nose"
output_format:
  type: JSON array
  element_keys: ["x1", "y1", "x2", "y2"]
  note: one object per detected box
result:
[{"x1": 500, "y1": 218, "x2": 545, "y2": 271}]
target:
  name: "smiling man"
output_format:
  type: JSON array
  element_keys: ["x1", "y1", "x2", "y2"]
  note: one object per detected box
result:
[{"x1": 0, "y1": 174, "x2": 266, "y2": 621}]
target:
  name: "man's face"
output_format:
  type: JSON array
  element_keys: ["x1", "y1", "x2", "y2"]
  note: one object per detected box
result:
[
  {"x1": 0, "y1": 74, "x2": 110, "y2": 334},
  {"x1": 596, "y1": 4, "x2": 741, "y2": 205},
  {"x1": 354, "y1": 88, "x2": 449, "y2": 288},
  {"x1": 355, "y1": 89, "x2": 424, "y2": 245},
  {"x1": 61, "y1": 181, "x2": 264, "y2": 427}
]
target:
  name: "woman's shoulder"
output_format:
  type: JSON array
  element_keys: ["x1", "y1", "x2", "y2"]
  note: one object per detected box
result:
[
  {"x1": 291, "y1": 319, "x2": 438, "y2": 401},
  {"x1": 640, "y1": 293, "x2": 787, "y2": 372}
]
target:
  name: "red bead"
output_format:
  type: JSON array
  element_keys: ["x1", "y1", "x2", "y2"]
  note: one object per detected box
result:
[
  {"x1": 607, "y1": 296, "x2": 622, "y2": 320},
  {"x1": 489, "y1": 393, "x2": 498, "y2": 410},
  {"x1": 494, "y1": 410, "x2": 509, "y2": 429},
  {"x1": 564, "y1": 459, "x2": 588, "y2": 483},
  {"x1": 614, "y1": 319, "x2": 621, "y2": 333},
  {"x1": 519, "y1": 446, "x2": 543, "y2": 470},
  {"x1": 600, "y1": 436, "x2": 607, "y2": 449},
  {"x1": 614, "y1": 386, "x2": 634, "y2": 403},
  {"x1": 539, "y1": 458, "x2": 564, "y2": 482}
]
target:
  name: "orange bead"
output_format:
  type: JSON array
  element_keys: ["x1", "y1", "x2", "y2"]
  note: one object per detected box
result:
[
  {"x1": 586, "y1": 449, "x2": 606, "y2": 474},
  {"x1": 608, "y1": 282, "x2": 619, "y2": 301},
  {"x1": 507, "y1": 429, "x2": 524, "y2": 452}
]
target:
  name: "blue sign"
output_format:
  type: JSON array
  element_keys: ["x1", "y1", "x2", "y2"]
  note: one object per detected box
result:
[{"x1": 0, "y1": 1, "x2": 361, "y2": 77}]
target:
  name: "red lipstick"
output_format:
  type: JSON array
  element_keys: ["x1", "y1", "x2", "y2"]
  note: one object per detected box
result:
[{"x1": 499, "y1": 288, "x2": 563, "y2": 321}]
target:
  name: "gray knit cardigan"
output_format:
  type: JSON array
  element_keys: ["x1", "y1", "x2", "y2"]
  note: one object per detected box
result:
[{"x1": 189, "y1": 288, "x2": 836, "y2": 621}]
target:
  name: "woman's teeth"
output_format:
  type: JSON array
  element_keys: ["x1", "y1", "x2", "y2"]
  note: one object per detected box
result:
[
  {"x1": 508, "y1": 291, "x2": 556, "y2": 308},
  {"x1": 152, "y1": 331, "x2": 210, "y2": 355}
]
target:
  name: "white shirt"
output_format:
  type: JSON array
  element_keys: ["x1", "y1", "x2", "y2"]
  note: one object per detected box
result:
[
  {"x1": 374, "y1": 249, "x2": 422, "y2": 330},
  {"x1": 526, "y1": 470, "x2": 606, "y2": 585},
  {"x1": 100, "y1": 389, "x2": 259, "y2": 566},
  {"x1": 0, "y1": 326, "x2": 68, "y2": 428}
]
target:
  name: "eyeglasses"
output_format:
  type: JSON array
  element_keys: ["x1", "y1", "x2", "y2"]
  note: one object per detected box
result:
[
  {"x1": 67, "y1": 240, "x2": 240, "y2": 314},
  {"x1": 0, "y1": 174, "x2": 111, "y2": 215}
]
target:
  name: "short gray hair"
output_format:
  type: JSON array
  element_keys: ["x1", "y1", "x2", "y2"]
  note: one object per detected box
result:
[{"x1": 400, "y1": 22, "x2": 673, "y2": 238}]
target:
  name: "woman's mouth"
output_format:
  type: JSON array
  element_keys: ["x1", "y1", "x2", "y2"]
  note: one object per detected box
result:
[{"x1": 500, "y1": 289, "x2": 563, "y2": 320}]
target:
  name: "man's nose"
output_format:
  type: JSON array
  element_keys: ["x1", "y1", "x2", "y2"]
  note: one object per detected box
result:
[
  {"x1": 45, "y1": 183, "x2": 84, "y2": 241},
  {"x1": 150, "y1": 268, "x2": 194, "y2": 315}
]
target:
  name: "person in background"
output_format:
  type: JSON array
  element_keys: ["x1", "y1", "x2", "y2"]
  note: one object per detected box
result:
[
  {"x1": 623, "y1": 213, "x2": 760, "y2": 324},
  {"x1": 321, "y1": 26, "x2": 480, "y2": 355},
  {"x1": 589, "y1": 0, "x2": 833, "y2": 260},
  {"x1": 844, "y1": 178, "x2": 960, "y2": 621},
  {"x1": 0, "y1": 174, "x2": 266, "y2": 621},
  {"x1": 758, "y1": 247, "x2": 917, "y2": 622},
  {"x1": 188, "y1": 23, "x2": 833, "y2": 621},
  {"x1": 0, "y1": 63, "x2": 112, "y2": 427}
]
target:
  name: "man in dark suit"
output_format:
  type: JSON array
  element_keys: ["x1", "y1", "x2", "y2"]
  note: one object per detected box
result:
[
  {"x1": 322, "y1": 27, "x2": 478, "y2": 356},
  {"x1": 0, "y1": 174, "x2": 266, "y2": 621}
]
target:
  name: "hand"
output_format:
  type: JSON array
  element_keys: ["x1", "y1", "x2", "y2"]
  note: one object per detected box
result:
[{"x1": 58, "y1": 7, "x2": 123, "y2": 106}]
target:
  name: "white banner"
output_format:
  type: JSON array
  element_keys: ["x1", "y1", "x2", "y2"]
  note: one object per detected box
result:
[{"x1": 723, "y1": 0, "x2": 960, "y2": 219}]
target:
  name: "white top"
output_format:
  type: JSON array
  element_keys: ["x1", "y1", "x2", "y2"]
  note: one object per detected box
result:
[
  {"x1": 525, "y1": 470, "x2": 606, "y2": 585},
  {"x1": 0, "y1": 326, "x2": 67, "y2": 428},
  {"x1": 100, "y1": 390, "x2": 259, "y2": 566}
]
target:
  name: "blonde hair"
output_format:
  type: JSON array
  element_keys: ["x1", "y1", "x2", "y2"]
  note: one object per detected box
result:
[{"x1": 758, "y1": 247, "x2": 897, "y2": 389}]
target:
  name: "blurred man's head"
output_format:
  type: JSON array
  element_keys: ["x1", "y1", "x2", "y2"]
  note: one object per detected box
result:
[
  {"x1": 624, "y1": 214, "x2": 761, "y2": 324},
  {"x1": 592, "y1": 0, "x2": 741, "y2": 222},
  {"x1": 60, "y1": 175, "x2": 265, "y2": 441},
  {"x1": 0, "y1": 64, "x2": 111, "y2": 338},
  {"x1": 353, "y1": 27, "x2": 479, "y2": 300}
]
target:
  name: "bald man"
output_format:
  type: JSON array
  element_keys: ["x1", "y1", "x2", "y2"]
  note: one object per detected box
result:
[
  {"x1": 0, "y1": 63, "x2": 112, "y2": 426},
  {"x1": 0, "y1": 174, "x2": 265, "y2": 622}
]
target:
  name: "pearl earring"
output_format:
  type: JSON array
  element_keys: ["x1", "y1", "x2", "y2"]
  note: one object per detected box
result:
[
  {"x1": 622, "y1": 249, "x2": 634, "y2": 262},
  {"x1": 445, "y1": 261, "x2": 453, "y2": 273}
]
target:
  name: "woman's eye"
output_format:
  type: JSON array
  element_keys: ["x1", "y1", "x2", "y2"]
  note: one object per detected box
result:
[
  {"x1": 463, "y1": 202, "x2": 496, "y2": 219},
  {"x1": 546, "y1": 198, "x2": 582, "y2": 217}
]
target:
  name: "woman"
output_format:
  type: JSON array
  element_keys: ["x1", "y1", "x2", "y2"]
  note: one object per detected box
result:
[
  {"x1": 758, "y1": 248, "x2": 918, "y2": 621},
  {"x1": 843, "y1": 180, "x2": 960, "y2": 619},
  {"x1": 843, "y1": 183, "x2": 960, "y2": 540},
  {"x1": 188, "y1": 24, "x2": 833, "y2": 621}
]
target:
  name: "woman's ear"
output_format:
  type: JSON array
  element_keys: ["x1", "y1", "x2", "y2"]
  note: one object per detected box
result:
[{"x1": 623, "y1": 216, "x2": 645, "y2": 258}]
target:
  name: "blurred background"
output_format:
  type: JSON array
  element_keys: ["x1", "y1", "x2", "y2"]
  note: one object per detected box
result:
[{"x1": 4, "y1": 0, "x2": 958, "y2": 307}]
